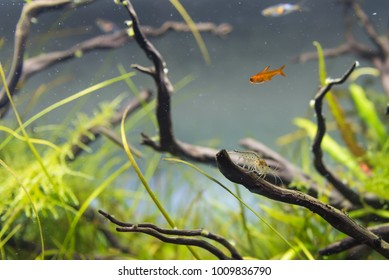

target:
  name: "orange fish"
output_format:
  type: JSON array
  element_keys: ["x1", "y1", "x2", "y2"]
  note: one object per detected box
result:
[{"x1": 249, "y1": 65, "x2": 286, "y2": 84}]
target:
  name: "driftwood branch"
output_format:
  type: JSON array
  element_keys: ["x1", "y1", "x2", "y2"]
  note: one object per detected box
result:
[
  {"x1": 319, "y1": 225, "x2": 389, "y2": 256},
  {"x1": 141, "y1": 21, "x2": 232, "y2": 37},
  {"x1": 239, "y1": 137, "x2": 358, "y2": 210},
  {"x1": 311, "y1": 62, "x2": 362, "y2": 205},
  {"x1": 123, "y1": 0, "x2": 220, "y2": 165},
  {"x1": 124, "y1": 0, "x2": 174, "y2": 149},
  {"x1": 311, "y1": 62, "x2": 388, "y2": 209},
  {"x1": 22, "y1": 31, "x2": 129, "y2": 83},
  {"x1": 98, "y1": 210, "x2": 242, "y2": 260},
  {"x1": 84, "y1": 208, "x2": 133, "y2": 256},
  {"x1": 215, "y1": 149, "x2": 389, "y2": 259}
]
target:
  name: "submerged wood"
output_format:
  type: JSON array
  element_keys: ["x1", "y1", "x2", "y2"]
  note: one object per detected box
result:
[{"x1": 216, "y1": 149, "x2": 389, "y2": 259}]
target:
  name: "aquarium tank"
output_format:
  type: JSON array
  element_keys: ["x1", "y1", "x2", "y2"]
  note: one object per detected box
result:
[{"x1": 0, "y1": 0, "x2": 389, "y2": 260}]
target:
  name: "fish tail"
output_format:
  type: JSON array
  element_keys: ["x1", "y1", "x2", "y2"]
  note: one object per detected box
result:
[{"x1": 279, "y1": 65, "x2": 286, "y2": 77}]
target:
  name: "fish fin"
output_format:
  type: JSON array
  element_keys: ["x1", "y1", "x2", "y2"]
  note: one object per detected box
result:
[
  {"x1": 279, "y1": 65, "x2": 286, "y2": 77},
  {"x1": 262, "y1": 66, "x2": 270, "y2": 72}
]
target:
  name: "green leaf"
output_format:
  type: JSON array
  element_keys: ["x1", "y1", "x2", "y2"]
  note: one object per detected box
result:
[
  {"x1": 349, "y1": 83, "x2": 387, "y2": 145},
  {"x1": 313, "y1": 41, "x2": 326, "y2": 85},
  {"x1": 294, "y1": 118, "x2": 366, "y2": 180}
]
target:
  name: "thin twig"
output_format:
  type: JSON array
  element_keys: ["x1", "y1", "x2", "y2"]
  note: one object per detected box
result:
[
  {"x1": 84, "y1": 208, "x2": 133, "y2": 256},
  {"x1": 319, "y1": 225, "x2": 389, "y2": 256},
  {"x1": 98, "y1": 210, "x2": 242, "y2": 260},
  {"x1": 141, "y1": 21, "x2": 232, "y2": 37}
]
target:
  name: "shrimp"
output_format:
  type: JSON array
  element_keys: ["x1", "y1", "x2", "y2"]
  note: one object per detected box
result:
[{"x1": 227, "y1": 150, "x2": 283, "y2": 185}]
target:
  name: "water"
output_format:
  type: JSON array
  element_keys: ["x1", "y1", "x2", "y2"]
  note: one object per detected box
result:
[{"x1": 1, "y1": 0, "x2": 388, "y2": 151}]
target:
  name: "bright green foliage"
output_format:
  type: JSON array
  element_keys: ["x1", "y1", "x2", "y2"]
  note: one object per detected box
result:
[
  {"x1": 360, "y1": 141, "x2": 389, "y2": 201},
  {"x1": 349, "y1": 83, "x2": 387, "y2": 145},
  {"x1": 294, "y1": 118, "x2": 366, "y2": 181},
  {"x1": 0, "y1": 95, "x2": 124, "y2": 259},
  {"x1": 313, "y1": 41, "x2": 327, "y2": 85}
]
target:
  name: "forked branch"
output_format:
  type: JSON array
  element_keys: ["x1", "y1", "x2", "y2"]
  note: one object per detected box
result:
[
  {"x1": 311, "y1": 62, "x2": 389, "y2": 209},
  {"x1": 319, "y1": 225, "x2": 389, "y2": 256},
  {"x1": 123, "y1": 0, "x2": 219, "y2": 165},
  {"x1": 98, "y1": 210, "x2": 242, "y2": 260}
]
